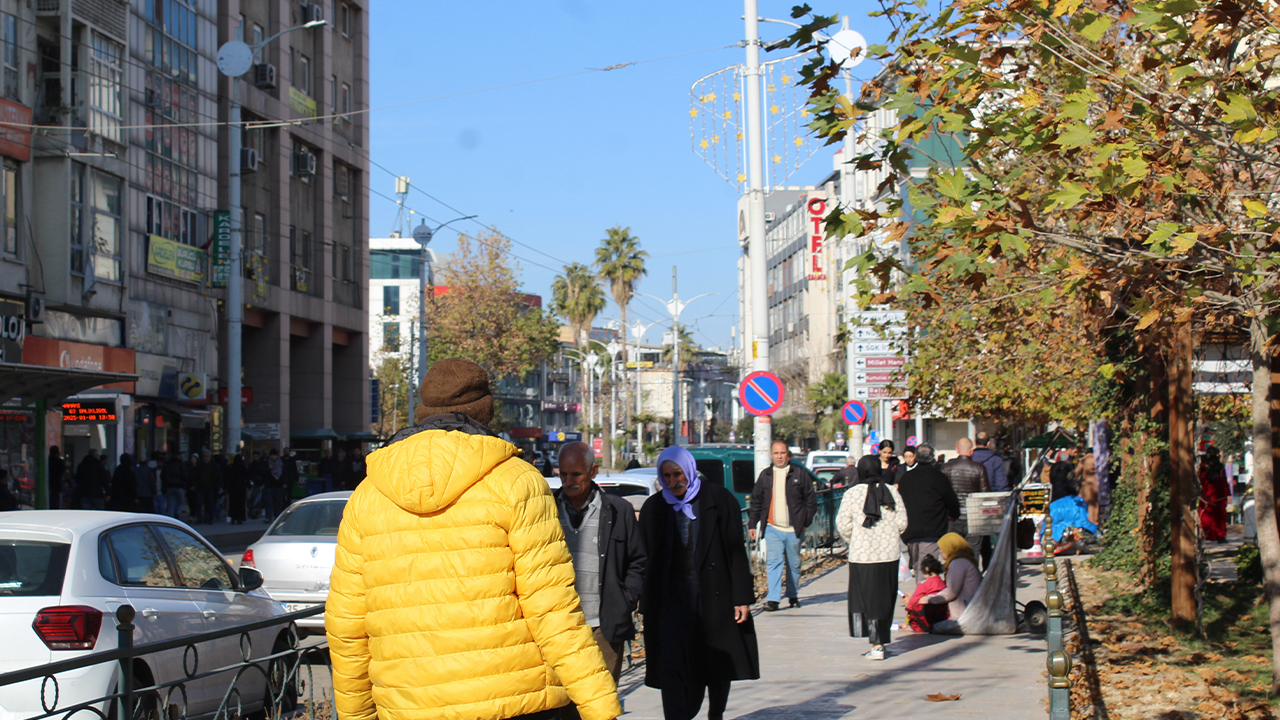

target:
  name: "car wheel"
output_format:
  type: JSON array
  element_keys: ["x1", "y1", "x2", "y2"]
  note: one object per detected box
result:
[{"x1": 262, "y1": 633, "x2": 299, "y2": 718}]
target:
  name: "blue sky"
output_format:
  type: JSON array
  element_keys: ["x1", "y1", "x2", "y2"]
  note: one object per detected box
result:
[{"x1": 367, "y1": 2, "x2": 896, "y2": 350}]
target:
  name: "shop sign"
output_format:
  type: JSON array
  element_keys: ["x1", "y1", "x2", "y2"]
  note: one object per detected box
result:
[
  {"x1": 217, "y1": 387, "x2": 253, "y2": 404},
  {"x1": 624, "y1": 361, "x2": 654, "y2": 369},
  {"x1": 806, "y1": 196, "x2": 827, "y2": 281},
  {"x1": 541, "y1": 401, "x2": 581, "y2": 412},
  {"x1": 210, "y1": 212, "x2": 231, "y2": 288},
  {"x1": 243, "y1": 422, "x2": 280, "y2": 439},
  {"x1": 62, "y1": 402, "x2": 118, "y2": 423},
  {"x1": 24, "y1": 336, "x2": 135, "y2": 391},
  {"x1": 178, "y1": 373, "x2": 206, "y2": 401},
  {"x1": 0, "y1": 98, "x2": 33, "y2": 162},
  {"x1": 209, "y1": 406, "x2": 224, "y2": 453},
  {"x1": 135, "y1": 353, "x2": 179, "y2": 397},
  {"x1": 543, "y1": 430, "x2": 582, "y2": 442},
  {"x1": 0, "y1": 297, "x2": 23, "y2": 363},
  {"x1": 289, "y1": 87, "x2": 317, "y2": 118},
  {"x1": 508, "y1": 427, "x2": 542, "y2": 439},
  {"x1": 147, "y1": 234, "x2": 204, "y2": 284}
]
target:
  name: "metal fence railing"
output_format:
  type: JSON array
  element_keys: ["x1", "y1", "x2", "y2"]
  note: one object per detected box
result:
[{"x1": 0, "y1": 605, "x2": 330, "y2": 720}]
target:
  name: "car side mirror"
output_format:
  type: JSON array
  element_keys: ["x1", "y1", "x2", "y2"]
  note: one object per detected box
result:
[{"x1": 238, "y1": 566, "x2": 264, "y2": 592}]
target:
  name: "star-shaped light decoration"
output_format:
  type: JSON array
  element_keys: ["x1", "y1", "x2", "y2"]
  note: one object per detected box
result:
[
  {"x1": 736, "y1": 131, "x2": 744, "y2": 140},
  {"x1": 700, "y1": 139, "x2": 710, "y2": 149},
  {"x1": 773, "y1": 154, "x2": 782, "y2": 164},
  {"x1": 733, "y1": 92, "x2": 741, "y2": 102},
  {"x1": 781, "y1": 74, "x2": 791, "y2": 84},
  {"x1": 737, "y1": 173, "x2": 746, "y2": 183},
  {"x1": 766, "y1": 84, "x2": 776, "y2": 93},
  {"x1": 702, "y1": 92, "x2": 717, "y2": 103},
  {"x1": 722, "y1": 110, "x2": 732, "y2": 120},
  {"x1": 690, "y1": 108, "x2": 699, "y2": 118},
  {"x1": 770, "y1": 104, "x2": 780, "y2": 115},
  {"x1": 712, "y1": 134, "x2": 720, "y2": 143},
  {"x1": 794, "y1": 137, "x2": 804, "y2": 147},
  {"x1": 800, "y1": 108, "x2": 810, "y2": 118}
]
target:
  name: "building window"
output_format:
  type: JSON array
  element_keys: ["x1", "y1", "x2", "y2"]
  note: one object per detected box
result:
[
  {"x1": 340, "y1": 3, "x2": 350, "y2": 36},
  {"x1": 1, "y1": 14, "x2": 17, "y2": 101},
  {"x1": 341, "y1": 82, "x2": 351, "y2": 117},
  {"x1": 144, "y1": 0, "x2": 198, "y2": 85},
  {"x1": 146, "y1": 196, "x2": 200, "y2": 246},
  {"x1": 370, "y1": 249, "x2": 420, "y2": 280},
  {"x1": 88, "y1": 33, "x2": 123, "y2": 143},
  {"x1": 381, "y1": 322, "x2": 399, "y2": 351},
  {"x1": 382, "y1": 285, "x2": 400, "y2": 315},
  {"x1": 1, "y1": 163, "x2": 15, "y2": 256},
  {"x1": 253, "y1": 24, "x2": 264, "y2": 47},
  {"x1": 90, "y1": 172, "x2": 122, "y2": 282},
  {"x1": 340, "y1": 245, "x2": 351, "y2": 281},
  {"x1": 330, "y1": 74, "x2": 337, "y2": 115},
  {"x1": 291, "y1": 227, "x2": 313, "y2": 292},
  {"x1": 295, "y1": 52, "x2": 311, "y2": 95}
]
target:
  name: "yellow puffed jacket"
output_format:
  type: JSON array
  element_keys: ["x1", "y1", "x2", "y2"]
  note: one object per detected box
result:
[{"x1": 325, "y1": 423, "x2": 620, "y2": 720}]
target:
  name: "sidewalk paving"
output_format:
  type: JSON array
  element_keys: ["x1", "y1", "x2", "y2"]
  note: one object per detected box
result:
[{"x1": 616, "y1": 560, "x2": 1049, "y2": 719}]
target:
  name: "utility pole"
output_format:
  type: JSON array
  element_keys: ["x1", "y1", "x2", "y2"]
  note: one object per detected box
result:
[
  {"x1": 744, "y1": 0, "x2": 772, "y2": 478},
  {"x1": 630, "y1": 320, "x2": 655, "y2": 462}
]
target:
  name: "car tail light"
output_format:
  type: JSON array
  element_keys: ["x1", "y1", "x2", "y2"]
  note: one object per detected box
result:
[
  {"x1": 241, "y1": 549, "x2": 255, "y2": 568},
  {"x1": 32, "y1": 606, "x2": 103, "y2": 650}
]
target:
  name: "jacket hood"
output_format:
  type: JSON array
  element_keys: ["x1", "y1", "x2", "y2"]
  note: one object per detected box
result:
[
  {"x1": 972, "y1": 447, "x2": 997, "y2": 461},
  {"x1": 366, "y1": 414, "x2": 519, "y2": 514}
]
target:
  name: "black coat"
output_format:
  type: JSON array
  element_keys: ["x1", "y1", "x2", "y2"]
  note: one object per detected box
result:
[
  {"x1": 552, "y1": 488, "x2": 647, "y2": 643},
  {"x1": 898, "y1": 463, "x2": 961, "y2": 542},
  {"x1": 747, "y1": 464, "x2": 817, "y2": 537},
  {"x1": 639, "y1": 483, "x2": 760, "y2": 688}
]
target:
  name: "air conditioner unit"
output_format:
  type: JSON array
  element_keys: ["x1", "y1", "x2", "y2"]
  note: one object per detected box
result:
[
  {"x1": 241, "y1": 147, "x2": 260, "y2": 173},
  {"x1": 764, "y1": 212, "x2": 775, "y2": 222},
  {"x1": 252, "y1": 63, "x2": 277, "y2": 89},
  {"x1": 26, "y1": 294, "x2": 45, "y2": 323},
  {"x1": 292, "y1": 150, "x2": 317, "y2": 176},
  {"x1": 306, "y1": 3, "x2": 324, "y2": 23}
]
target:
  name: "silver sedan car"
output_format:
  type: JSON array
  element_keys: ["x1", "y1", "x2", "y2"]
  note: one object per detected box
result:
[{"x1": 239, "y1": 491, "x2": 350, "y2": 636}]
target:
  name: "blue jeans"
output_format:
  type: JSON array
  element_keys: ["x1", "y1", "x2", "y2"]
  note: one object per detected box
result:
[
  {"x1": 765, "y1": 525, "x2": 801, "y2": 603},
  {"x1": 164, "y1": 488, "x2": 186, "y2": 519}
]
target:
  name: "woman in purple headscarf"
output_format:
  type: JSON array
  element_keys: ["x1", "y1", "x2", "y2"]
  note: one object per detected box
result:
[{"x1": 639, "y1": 446, "x2": 759, "y2": 720}]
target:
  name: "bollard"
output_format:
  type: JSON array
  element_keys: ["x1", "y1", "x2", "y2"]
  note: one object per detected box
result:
[{"x1": 116, "y1": 605, "x2": 136, "y2": 720}]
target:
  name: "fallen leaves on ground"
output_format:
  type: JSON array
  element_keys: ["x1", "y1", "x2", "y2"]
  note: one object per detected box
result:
[{"x1": 925, "y1": 693, "x2": 962, "y2": 702}]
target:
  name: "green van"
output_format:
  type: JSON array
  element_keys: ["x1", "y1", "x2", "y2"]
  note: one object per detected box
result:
[{"x1": 685, "y1": 444, "x2": 820, "y2": 510}]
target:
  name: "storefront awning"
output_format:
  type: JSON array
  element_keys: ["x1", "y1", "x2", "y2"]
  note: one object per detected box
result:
[{"x1": 0, "y1": 362, "x2": 140, "y2": 409}]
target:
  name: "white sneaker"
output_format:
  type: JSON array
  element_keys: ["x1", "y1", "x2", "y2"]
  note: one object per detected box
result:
[{"x1": 864, "y1": 646, "x2": 886, "y2": 660}]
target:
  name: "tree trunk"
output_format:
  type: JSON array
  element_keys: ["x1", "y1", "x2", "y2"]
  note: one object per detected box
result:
[
  {"x1": 1169, "y1": 323, "x2": 1197, "y2": 630},
  {"x1": 1248, "y1": 319, "x2": 1280, "y2": 695}
]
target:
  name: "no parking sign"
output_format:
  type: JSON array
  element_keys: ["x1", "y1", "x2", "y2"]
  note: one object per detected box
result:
[
  {"x1": 738, "y1": 371, "x2": 785, "y2": 416},
  {"x1": 842, "y1": 400, "x2": 868, "y2": 425}
]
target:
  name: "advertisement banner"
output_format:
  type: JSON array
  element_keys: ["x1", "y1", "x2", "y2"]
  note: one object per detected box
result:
[
  {"x1": 0, "y1": 98, "x2": 33, "y2": 161},
  {"x1": 211, "y1": 212, "x2": 231, "y2": 287},
  {"x1": 147, "y1": 235, "x2": 204, "y2": 283},
  {"x1": 24, "y1": 336, "x2": 135, "y2": 391},
  {"x1": 289, "y1": 87, "x2": 317, "y2": 118}
]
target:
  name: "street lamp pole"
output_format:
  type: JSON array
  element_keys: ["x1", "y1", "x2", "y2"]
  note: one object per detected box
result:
[
  {"x1": 218, "y1": 20, "x2": 326, "y2": 456},
  {"x1": 606, "y1": 339, "x2": 622, "y2": 465},
  {"x1": 639, "y1": 267, "x2": 716, "y2": 447},
  {"x1": 411, "y1": 215, "x2": 476, "y2": 395},
  {"x1": 629, "y1": 319, "x2": 656, "y2": 462}
]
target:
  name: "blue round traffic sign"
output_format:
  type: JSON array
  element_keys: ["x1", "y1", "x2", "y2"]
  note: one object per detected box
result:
[
  {"x1": 842, "y1": 400, "x2": 868, "y2": 425},
  {"x1": 739, "y1": 371, "x2": 785, "y2": 416}
]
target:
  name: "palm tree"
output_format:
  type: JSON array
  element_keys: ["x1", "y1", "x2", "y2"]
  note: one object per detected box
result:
[
  {"x1": 660, "y1": 323, "x2": 700, "y2": 371},
  {"x1": 551, "y1": 262, "x2": 605, "y2": 430},
  {"x1": 595, "y1": 227, "x2": 647, "y2": 437},
  {"x1": 806, "y1": 372, "x2": 848, "y2": 447}
]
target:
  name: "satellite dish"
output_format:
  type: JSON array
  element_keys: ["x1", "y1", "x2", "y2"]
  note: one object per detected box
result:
[
  {"x1": 828, "y1": 29, "x2": 868, "y2": 69},
  {"x1": 216, "y1": 41, "x2": 254, "y2": 78}
]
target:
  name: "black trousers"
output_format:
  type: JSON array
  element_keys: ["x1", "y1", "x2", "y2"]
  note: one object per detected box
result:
[{"x1": 661, "y1": 679, "x2": 730, "y2": 720}]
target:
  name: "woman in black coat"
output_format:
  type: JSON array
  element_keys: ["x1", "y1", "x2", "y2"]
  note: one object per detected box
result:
[
  {"x1": 639, "y1": 446, "x2": 759, "y2": 720},
  {"x1": 225, "y1": 454, "x2": 249, "y2": 524},
  {"x1": 107, "y1": 453, "x2": 137, "y2": 511}
]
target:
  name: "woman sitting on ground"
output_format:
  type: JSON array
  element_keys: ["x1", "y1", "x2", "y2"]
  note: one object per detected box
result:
[{"x1": 924, "y1": 532, "x2": 983, "y2": 618}]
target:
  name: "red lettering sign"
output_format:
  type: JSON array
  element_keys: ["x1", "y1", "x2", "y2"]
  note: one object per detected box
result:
[
  {"x1": 807, "y1": 197, "x2": 827, "y2": 280},
  {"x1": 0, "y1": 99, "x2": 32, "y2": 162}
]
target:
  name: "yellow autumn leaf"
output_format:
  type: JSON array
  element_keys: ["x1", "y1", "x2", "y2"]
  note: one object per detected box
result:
[{"x1": 1135, "y1": 309, "x2": 1161, "y2": 331}]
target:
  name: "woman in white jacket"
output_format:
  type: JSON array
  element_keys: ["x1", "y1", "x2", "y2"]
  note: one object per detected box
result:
[{"x1": 835, "y1": 469, "x2": 908, "y2": 660}]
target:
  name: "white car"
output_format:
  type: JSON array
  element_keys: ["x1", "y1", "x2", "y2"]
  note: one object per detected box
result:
[
  {"x1": 0, "y1": 511, "x2": 290, "y2": 720},
  {"x1": 805, "y1": 451, "x2": 850, "y2": 471},
  {"x1": 596, "y1": 469, "x2": 660, "y2": 514},
  {"x1": 240, "y1": 492, "x2": 350, "y2": 636}
]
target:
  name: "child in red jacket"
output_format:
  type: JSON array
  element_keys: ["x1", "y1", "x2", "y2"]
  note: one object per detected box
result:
[{"x1": 905, "y1": 554, "x2": 950, "y2": 632}]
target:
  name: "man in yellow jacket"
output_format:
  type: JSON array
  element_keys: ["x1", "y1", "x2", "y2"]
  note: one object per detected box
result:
[{"x1": 326, "y1": 358, "x2": 620, "y2": 720}]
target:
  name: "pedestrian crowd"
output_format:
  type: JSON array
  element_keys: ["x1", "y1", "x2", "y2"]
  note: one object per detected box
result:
[{"x1": 1, "y1": 443, "x2": 368, "y2": 524}]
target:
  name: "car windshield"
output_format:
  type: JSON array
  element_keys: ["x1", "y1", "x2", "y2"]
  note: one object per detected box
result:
[
  {"x1": 815, "y1": 469, "x2": 839, "y2": 483},
  {"x1": 811, "y1": 453, "x2": 846, "y2": 464},
  {"x1": 270, "y1": 501, "x2": 347, "y2": 537},
  {"x1": 0, "y1": 540, "x2": 70, "y2": 596}
]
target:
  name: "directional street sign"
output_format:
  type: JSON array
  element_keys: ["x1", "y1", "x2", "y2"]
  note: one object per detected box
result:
[
  {"x1": 841, "y1": 400, "x2": 868, "y2": 425},
  {"x1": 853, "y1": 341, "x2": 901, "y2": 355},
  {"x1": 854, "y1": 356, "x2": 906, "y2": 370},
  {"x1": 850, "y1": 310, "x2": 906, "y2": 324},
  {"x1": 853, "y1": 385, "x2": 908, "y2": 400},
  {"x1": 739, "y1": 370, "x2": 785, "y2": 416},
  {"x1": 854, "y1": 371, "x2": 900, "y2": 386},
  {"x1": 853, "y1": 326, "x2": 906, "y2": 340}
]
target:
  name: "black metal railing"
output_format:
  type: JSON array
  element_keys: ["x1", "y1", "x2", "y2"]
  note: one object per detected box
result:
[
  {"x1": 741, "y1": 485, "x2": 849, "y2": 582},
  {"x1": 0, "y1": 604, "x2": 330, "y2": 720}
]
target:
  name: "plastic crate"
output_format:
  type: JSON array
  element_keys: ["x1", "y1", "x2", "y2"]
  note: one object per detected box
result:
[{"x1": 966, "y1": 491, "x2": 1013, "y2": 535}]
